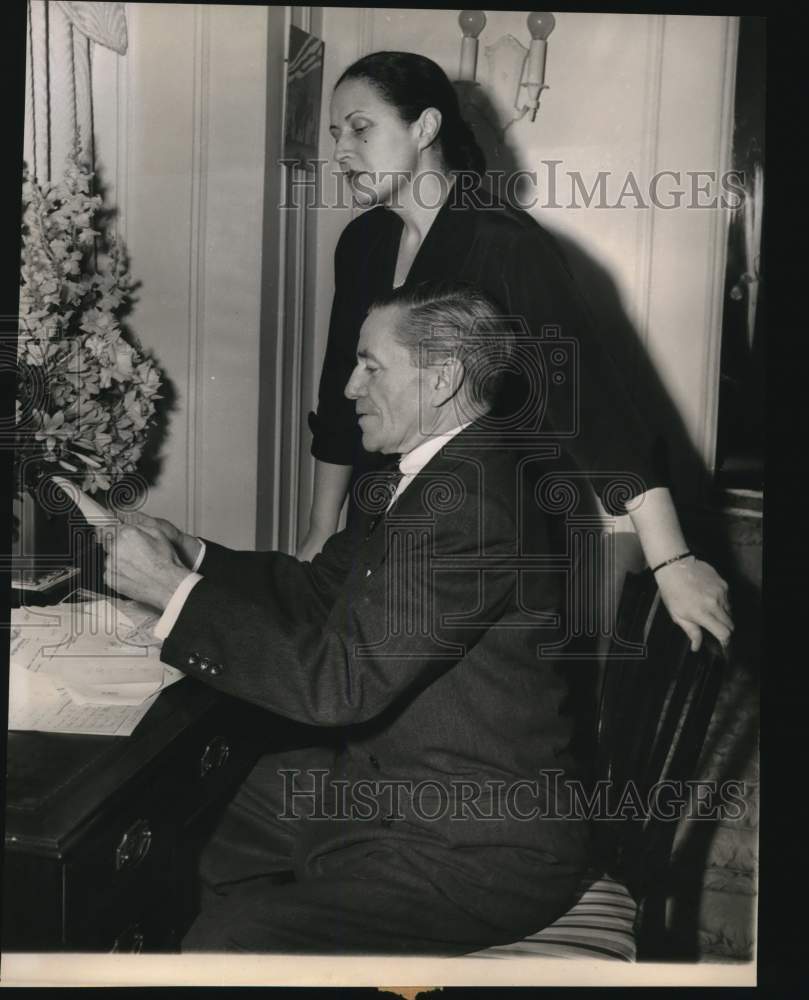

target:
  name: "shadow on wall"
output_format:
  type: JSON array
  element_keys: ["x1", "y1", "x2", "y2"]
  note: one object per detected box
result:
[
  {"x1": 453, "y1": 82, "x2": 759, "y2": 963},
  {"x1": 92, "y1": 165, "x2": 178, "y2": 500},
  {"x1": 454, "y1": 80, "x2": 711, "y2": 512}
]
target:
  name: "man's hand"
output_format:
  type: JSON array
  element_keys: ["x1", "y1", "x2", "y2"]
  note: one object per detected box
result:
[
  {"x1": 655, "y1": 556, "x2": 733, "y2": 652},
  {"x1": 101, "y1": 523, "x2": 190, "y2": 612},
  {"x1": 118, "y1": 510, "x2": 202, "y2": 569}
]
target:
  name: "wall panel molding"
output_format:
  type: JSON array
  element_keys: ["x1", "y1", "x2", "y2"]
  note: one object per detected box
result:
[
  {"x1": 633, "y1": 14, "x2": 666, "y2": 361},
  {"x1": 357, "y1": 7, "x2": 375, "y2": 58},
  {"x1": 698, "y1": 15, "x2": 739, "y2": 480},
  {"x1": 256, "y1": 4, "x2": 291, "y2": 551},
  {"x1": 260, "y1": 6, "x2": 340, "y2": 554},
  {"x1": 644, "y1": 14, "x2": 739, "y2": 497},
  {"x1": 278, "y1": 166, "x2": 308, "y2": 554},
  {"x1": 295, "y1": 5, "x2": 326, "y2": 547},
  {"x1": 194, "y1": 2, "x2": 267, "y2": 546},
  {"x1": 86, "y1": 3, "x2": 268, "y2": 543},
  {"x1": 185, "y1": 2, "x2": 210, "y2": 537},
  {"x1": 113, "y1": 7, "x2": 130, "y2": 242}
]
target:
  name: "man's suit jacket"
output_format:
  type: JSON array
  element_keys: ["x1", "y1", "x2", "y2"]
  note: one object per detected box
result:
[{"x1": 161, "y1": 423, "x2": 589, "y2": 880}]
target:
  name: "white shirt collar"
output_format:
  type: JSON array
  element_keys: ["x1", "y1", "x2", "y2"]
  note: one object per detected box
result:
[{"x1": 388, "y1": 421, "x2": 473, "y2": 507}]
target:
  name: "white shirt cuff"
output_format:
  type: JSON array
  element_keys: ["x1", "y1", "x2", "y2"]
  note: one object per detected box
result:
[
  {"x1": 190, "y1": 538, "x2": 206, "y2": 572},
  {"x1": 153, "y1": 572, "x2": 204, "y2": 640}
]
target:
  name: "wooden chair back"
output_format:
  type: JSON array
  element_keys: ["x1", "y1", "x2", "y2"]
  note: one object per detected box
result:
[{"x1": 594, "y1": 570, "x2": 725, "y2": 915}]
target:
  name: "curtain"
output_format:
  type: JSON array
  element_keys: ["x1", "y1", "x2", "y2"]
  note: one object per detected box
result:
[{"x1": 24, "y1": 0, "x2": 128, "y2": 181}]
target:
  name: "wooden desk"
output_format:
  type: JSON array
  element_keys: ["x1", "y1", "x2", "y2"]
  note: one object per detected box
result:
[{"x1": 2, "y1": 679, "x2": 315, "y2": 952}]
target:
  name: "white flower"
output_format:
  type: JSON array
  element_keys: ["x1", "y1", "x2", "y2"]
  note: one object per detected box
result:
[
  {"x1": 113, "y1": 343, "x2": 134, "y2": 380},
  {"x1": 17, "y1": 155, "x2": 162, "y2": 494}
]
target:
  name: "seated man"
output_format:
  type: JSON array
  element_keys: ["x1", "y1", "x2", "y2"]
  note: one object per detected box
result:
[{"x1": 104, "y1": 280, "x2": 590, "y2": 954}]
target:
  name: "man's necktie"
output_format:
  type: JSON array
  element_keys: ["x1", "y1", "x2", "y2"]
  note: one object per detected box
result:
[
  {"x1": 381, "y1": 459, "x2": 404, "y2": 510},
  {"x1": 367, "y1": 458, "x2": 403, "y2": 535}
]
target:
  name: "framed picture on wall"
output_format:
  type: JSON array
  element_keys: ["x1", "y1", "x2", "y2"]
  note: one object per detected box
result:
[{"x1": 283, "y1": 24, "x2": 324, "y2": 167}]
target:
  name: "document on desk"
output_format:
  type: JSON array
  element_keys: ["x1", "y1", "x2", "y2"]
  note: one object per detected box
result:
[
  {"x1": 8, "y1": 665, "x2": 162, "y2": 736},
  {"x1": 7, "y1": 599, "x2": 185, "y2": 736}
]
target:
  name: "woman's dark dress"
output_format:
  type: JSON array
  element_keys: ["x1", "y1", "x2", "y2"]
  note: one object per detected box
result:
[{"x1": 308, "y1": 184, "x2": 667, "y2": 515}]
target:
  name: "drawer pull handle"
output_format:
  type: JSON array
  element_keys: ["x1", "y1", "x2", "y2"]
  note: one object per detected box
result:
[
  {"x1": 200, "y1": 736, "x2": 231, "y2": 777},
  {"x1": 115, "y1": 818, "x2": 152, "y2": 871}
]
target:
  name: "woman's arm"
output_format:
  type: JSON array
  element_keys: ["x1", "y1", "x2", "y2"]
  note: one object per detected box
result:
[
  {"x1": 301, "y1": 219, "x2": 376, "y2": 561},
  {"x1": 628, "y1": 486, "x2": 733, "y2": 651},
  {"x1": 296, "y1": 459, "x2": 352, "y2": 561},
  {"x1": 502, "y1": 227, "x2": 733, "y2": 651}
]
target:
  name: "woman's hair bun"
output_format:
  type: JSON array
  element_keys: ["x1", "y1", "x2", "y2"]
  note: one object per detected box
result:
[{"x1": 336, "y1": 51, "x2": 486, "y2": 177}]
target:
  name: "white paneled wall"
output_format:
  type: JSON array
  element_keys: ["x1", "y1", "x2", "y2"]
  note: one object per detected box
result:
[
  {"x1": 87, "y1": 7, "x2": 738, "y2": 551},
  {"x1": 312, "y1": 10, "x2": 738, "y2": 503},
  {"x1": 91, "y1": 2, "x2": 268, "y2": 547},
  {"x1": 286, "y1": 6, "x2": 369, "y2": 546}
]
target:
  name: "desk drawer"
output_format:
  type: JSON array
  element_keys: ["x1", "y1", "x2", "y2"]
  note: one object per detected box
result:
[
  {"x1": 154, "y1": 701, "x2": 265, "y2": 826},
  {"x1": 4, "y1": 683, "x2": 305, "y2": 952},
  {"x1": 63, "y1": 778, "x2": 178, "y2": 948},
  {"x1": 61, "y1": 698, "x2": 264, "y2": 949}
]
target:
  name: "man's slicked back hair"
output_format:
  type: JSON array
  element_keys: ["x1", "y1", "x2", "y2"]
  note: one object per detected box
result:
[{"x1": 369, "y1": 280, "x2": 517, "y2": 409}]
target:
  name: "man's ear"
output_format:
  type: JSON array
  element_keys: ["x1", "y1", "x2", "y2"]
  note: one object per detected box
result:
[
  {"x1": 414, "y1": 107, "x2": 442, "y2": 152},
  {"x1": 433, "y1": 356, "x2": 464, "y2": 400}
]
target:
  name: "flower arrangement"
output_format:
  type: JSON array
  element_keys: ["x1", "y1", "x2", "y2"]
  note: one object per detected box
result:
[{"x1": 15, "y1": 149, "x2": 161, "y2": 498}]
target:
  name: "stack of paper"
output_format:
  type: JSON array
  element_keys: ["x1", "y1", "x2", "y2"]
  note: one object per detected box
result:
[{"x1": 8, "y1": 598, "x2": 184, "y2": 737}]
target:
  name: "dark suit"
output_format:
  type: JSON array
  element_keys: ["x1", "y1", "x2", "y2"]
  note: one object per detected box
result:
[
  {"x1": 309, "y1": 185, "x2": 669, "y2": 513},
  {"x1": 162, "y1": 424, "x2": 590, "y2": 953}
]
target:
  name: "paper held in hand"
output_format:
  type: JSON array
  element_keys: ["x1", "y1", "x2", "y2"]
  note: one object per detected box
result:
[{"x1": 51, "y1": 475, "x2": 120, "y2": 524}]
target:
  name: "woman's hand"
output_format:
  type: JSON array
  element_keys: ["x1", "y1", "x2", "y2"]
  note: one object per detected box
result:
[
  {"x1": 626, "y1": 487, "x2": 733, "y2": 653},
  {"x1": 654, "y1": 556, "x2": 733, "y2": 652},
  {"x1": 296, "y1": 528, "x2": 331, "y2": 563},
  {"x1": 118, "y1": 510, "x2": 202, "y2": 569},
  {"x1": 297, "y1": 460, "x2": 351, "y2": 561}
]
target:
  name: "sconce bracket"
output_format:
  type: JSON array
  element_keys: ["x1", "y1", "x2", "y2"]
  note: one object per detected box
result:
[
  {"x1": 483, "y1": 34, "x2": 529, "y2": 118},
  {"x1": 517, "y1": 81, "x2": 550, "y2": 122}
]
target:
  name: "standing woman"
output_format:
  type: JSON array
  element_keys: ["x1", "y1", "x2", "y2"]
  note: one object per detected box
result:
[{"x1": 300, "y1": 51, "x2": 732, "y2": 651}]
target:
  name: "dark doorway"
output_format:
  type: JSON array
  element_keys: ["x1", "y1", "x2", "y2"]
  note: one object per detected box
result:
[{"x1": 715, "y1": 16, "x2": 765, "y2": 496}]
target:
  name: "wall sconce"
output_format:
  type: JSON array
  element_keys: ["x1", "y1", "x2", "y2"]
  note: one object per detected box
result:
[
  {"x1": 456, "y1": 11, "x2": 556, "y2": 134},
  {"x1": 520, "y1": 12, "x2": 555, "y2": 121}
]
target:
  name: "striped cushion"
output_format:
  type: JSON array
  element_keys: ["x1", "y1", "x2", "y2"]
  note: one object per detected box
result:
[{"x1": 470, "y1": 874, "x2": 637, "y2": 961}]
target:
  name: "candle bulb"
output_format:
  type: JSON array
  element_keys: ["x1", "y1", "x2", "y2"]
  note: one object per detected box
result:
[
  {"x1": 458, "y1": 10, "x2": 486, "y2": 82},
  {"x1": 526, "y1": 11, "x2": 556, "y2": 87},
  {"x1": 523, "y1": 12, "x2": 556, "y2": 120},
  {"x1": 527, "y1": 11, "x2": 556, "y2": 43}
]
